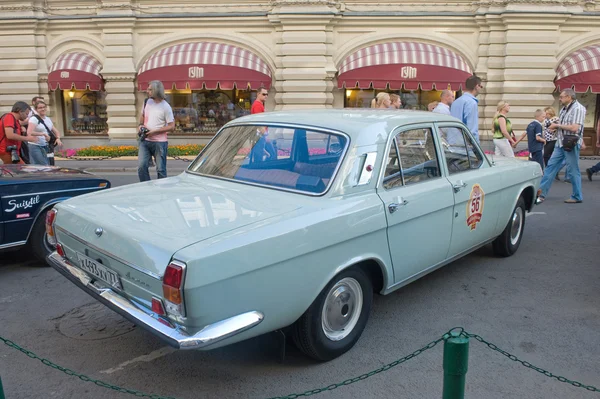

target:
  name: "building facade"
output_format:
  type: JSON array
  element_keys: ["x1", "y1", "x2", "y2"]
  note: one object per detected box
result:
[{"x1": 1, "y1": 0, "x2": 599, "y2": 154}]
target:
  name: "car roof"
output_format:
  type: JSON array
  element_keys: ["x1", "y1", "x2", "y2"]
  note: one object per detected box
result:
[{"x1": 228, "y1": 109, "x2": 462, "y2": 139}]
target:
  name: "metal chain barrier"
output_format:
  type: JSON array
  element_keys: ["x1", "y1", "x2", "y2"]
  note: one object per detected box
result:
[
  {"x1": 460, "y1": 329, "x2": 600, "y2": 393},
  {"x1": 1, "y1": 328, "x2": 599, "y2": 398}
]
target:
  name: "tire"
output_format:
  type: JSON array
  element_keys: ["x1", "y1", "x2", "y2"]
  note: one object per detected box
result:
[
  {"x1": 492, "y1": 197, "x2": 526, "y2": 257},
  {"x1": 292, "y1": 267, "x2": 373, "y2": 361},
  {"x1": 29, "y1": 209, "x2": 53, "y2": 266}
]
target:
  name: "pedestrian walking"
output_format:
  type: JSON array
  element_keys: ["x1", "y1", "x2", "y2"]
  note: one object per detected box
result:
[
  {"x1": 0, "y1": 101, "x2": 37, "y2": 164},
  {"x1": 26, "y1": 100, "x2": 62, "y2": 165},
  {"x1": 432, "y1": 90, "x2": 454, "y2": 116},
  {"x1": 137, "y1": 80, "x2": 174, "y2": 182},
  {"x1": 389, "y1": 94, "x2": 402, "y2": 109},
  {"x1": 370, "y1": 92, "x2": 391, "y2": 109},
  {"x1": 526, "y1": 109, "x2": 546, "y2": 170},
  {"x1": 585, "y1": 118, "x2": 600, "y2": 180},
  {"x1": 451, "y1": 75, "x2": 483, "y2": 142},
  {"x1": 537, "y1": 88, "x2": 585, "y2": 204},
  {"x1": 492, "y1": 101, "x2": 518, "y2": 157},
  {"x1": 251, "y1": 87, "x2": 269, "y2": 114}
]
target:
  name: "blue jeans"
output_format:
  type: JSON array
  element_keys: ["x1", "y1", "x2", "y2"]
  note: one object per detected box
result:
[
  {"x1": 539, "y1": 145, "x2": 582, "y2": 201},
  {"x1": 138, "y1": 140, "x2": 167, "y2": 182},
  {"x1": 28, "y1": 144, "x2": 49, "y2": 166}
]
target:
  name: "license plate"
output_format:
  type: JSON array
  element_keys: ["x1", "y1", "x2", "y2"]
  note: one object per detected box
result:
[{"x1": 76, "y1": 252, "x2": 122, "y2": 290}]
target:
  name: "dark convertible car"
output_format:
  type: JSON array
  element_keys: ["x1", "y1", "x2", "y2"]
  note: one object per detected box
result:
[{"x1": 0, "y1": 164, "x2": 110, "y2": 264}]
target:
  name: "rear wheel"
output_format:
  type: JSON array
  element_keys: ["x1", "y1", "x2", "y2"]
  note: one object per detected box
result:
[
  {"x1": 492, "y1": 197, "x2": 526, "y2": 257},
  {"x1": 292, "y1": 267, "x2": 373, "y2": 361},
  {"x1": 29, "y1": 209, "x2": 53, "y2": 266}
]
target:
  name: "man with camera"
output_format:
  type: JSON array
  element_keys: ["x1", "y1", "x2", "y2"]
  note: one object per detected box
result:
[
  {"x1": 137, "y1": 80, "x2": 175, "y2": 182},
  {"x1": 0, "y1": 101, "x2": 38, "y2": 164}
]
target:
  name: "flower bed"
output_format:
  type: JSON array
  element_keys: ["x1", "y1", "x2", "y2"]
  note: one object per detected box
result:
[
  {"x1": 55, "y1": 144, "x2": 205, "y2": 158},
  {"x1": 484, "y1": 149, "x2": 530, "y2": 157}
]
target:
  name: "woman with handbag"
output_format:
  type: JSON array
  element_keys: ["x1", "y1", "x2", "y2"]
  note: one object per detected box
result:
[
  {"x1": 492, "y1": 101, "x2": 519, "y2": 157},
  {"x1": 26, "y1": 101, "x2": 62, "y2": 165}
]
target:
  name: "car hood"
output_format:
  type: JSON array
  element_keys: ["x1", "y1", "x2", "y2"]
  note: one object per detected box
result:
[{"x1": 54, "y1": 172, "x2": 302, "y2": 277}]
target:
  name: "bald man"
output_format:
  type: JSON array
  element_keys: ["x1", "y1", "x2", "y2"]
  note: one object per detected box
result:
[{"x1": 432, "y1": 90, "x2": 455, "y2": 116}]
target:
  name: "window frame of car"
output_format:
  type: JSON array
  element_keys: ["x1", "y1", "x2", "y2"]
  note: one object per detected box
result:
[
  {"x1": 185, "y1": 122, "x2": 351, "y2": 197},
  {"x1": 377, "y1": 122, "x2": 444, "y2": 190},
  {"x1": 433, "y1": 122, "x2": 491, "y2": 176}
]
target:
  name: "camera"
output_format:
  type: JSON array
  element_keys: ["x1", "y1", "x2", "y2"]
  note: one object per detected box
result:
[
  {"x1": 6, "y1": 145, "x2": 19, "y2": 164},
  {"x1": 137, "y1": 126, "x2": 150, "y2": 142}
]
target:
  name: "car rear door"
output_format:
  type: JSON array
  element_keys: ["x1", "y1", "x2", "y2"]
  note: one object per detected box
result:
[
  {"x1": 376, "y1": 124, "x2": 455, "y2": 284},
  {"x1": 436, "y1": 123, "x2": 502, "y2": 257}
]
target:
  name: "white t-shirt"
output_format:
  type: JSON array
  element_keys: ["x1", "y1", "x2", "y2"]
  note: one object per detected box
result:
[
  {"x1": 143, "y1": 98, "x2": 174, "y2": 142},
  {"x1": 28, "y1": 115, "x2": 53, "y2": 146}
]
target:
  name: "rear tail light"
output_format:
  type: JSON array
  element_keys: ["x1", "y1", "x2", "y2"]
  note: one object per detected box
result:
[
  {"x1": 152, "y1": 297, "x2": 167, "y2": 316},
  {"x1": 56, "y1": 243, "x2": 65, "y2": 257},
  {"x1": 45, "y1": 209, "x2": 58, "y2": 247},
  {"x1": 162, "y1": 261, "x2": 186, "y2": 317}
]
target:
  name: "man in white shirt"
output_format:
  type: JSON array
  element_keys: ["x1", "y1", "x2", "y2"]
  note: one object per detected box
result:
[
  {"x1": 432, "y1": 90, "x2": 454, "y2": 116},
  {"x1": 138, "y1": 80, "x2": 175, "y2": 182},
  {"x1": 433, "y1": 90, "x2": 461, "y2": 144}
]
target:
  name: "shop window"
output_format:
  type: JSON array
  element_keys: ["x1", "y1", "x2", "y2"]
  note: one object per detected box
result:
[
  {"x1": 165, "y1": 89, "x2": 255, "y2": 135},
  {"x1": 553, "y1": 90, "x2": 597, "y2": 128},
  {"x1": 344, "y1": 88, "x2": 459, "y2": 110},
  {"x1": 63, "y1": 90, "x2": 108, "y2": 135}
]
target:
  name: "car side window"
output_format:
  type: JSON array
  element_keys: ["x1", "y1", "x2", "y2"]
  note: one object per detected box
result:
[
  {"x1": 440, "y1": 126, "x2": 484, "y2": 174},
  {"x1": 383, "y1": 127, "x2": 440, "y2": 189}
]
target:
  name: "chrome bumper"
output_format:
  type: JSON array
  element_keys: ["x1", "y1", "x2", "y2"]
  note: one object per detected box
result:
[{"x1": 48, "y1": 251, "x2": 264, "y2": 350}]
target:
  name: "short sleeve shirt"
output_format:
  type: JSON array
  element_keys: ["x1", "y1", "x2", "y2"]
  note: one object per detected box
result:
[
  {"x1": 526, "y1": 120, "x2": 544, "y2": 153},
  {"x1": 557, "y1": 100, "x2": 586, "y2": 148},
  {"x1": 143, "y1": 98, "x2": 174, "y2": 142},
  {"x1": 251, "y1": 100, "x2": 265, "y2": 114},
  {"x1": 28, "y1": 115, "x2": 53, "y2": 146},
  {"x1": 0, "y1": 113, "x2": 22, "y2": 153}
]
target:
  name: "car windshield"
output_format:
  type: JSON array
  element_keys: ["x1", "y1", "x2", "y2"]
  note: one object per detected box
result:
[{"x1": 187, "y1": 125, "x2": 348, "y2": 194}]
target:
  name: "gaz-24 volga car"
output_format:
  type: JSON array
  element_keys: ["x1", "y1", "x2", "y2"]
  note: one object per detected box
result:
[
  {"x1": 47, "y1": 110, "x2": 542, "y2": 361},
  {"x1": 0, "y1": 164, "x2": 110, "y2": 263}
]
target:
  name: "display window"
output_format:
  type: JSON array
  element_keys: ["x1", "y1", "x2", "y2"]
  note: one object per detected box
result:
[
  {"x1": 344, "y1": 89, "x2": 456, "y2": 110},
  {"x1": 165, "y1": 88, "x2": 257, "y2": 135},
  {"x1": 62, "y1": 90, "x2": 108, "y2": 135}
]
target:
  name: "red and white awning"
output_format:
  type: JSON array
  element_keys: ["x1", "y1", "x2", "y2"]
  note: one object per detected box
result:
[
  {"x1": 48, "y1": 52, "x2": 103, "y2": 91},
  {"x1": 137, "y1": 42, "x2": 272, "y2": 91},
  {"x1": 555, "y1": 44, "x2": 600, "y2": 93},
  {"x1": 338, "y1": 42, "x2": 473, "y2": 91}
]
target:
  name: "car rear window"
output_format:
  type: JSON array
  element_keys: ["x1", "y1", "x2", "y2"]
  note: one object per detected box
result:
[{"x1": 187, "y1": 125, "x2": 348, "y2": 194}]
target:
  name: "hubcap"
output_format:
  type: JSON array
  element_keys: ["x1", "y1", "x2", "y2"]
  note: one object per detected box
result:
[
  {"x1": 510, "y1": 207, "x2": 524, "y2": 246},
  {"x1": 321, "y1": 277, "x2": 363, "y2": 341}
]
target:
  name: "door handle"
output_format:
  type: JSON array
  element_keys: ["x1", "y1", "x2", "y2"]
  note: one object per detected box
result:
[
  {"x1": 452, "y1": 180, "x2": 467, "y2": 193},
  {"x1": 388, "y1": 198, "x2": 408, "y2": 213}
]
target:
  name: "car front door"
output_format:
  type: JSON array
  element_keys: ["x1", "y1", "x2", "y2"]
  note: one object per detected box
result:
[
  {"x1": 377, "y1": 124, "x2": 455, "y2": 284},
  {"x1": 438, "y1": 123, "x2": 502, "y2": 257}
]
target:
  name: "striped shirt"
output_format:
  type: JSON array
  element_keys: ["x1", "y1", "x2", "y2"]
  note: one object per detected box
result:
[{"x1": 557, "y1": 100, "x2": 586, "y2": 148}]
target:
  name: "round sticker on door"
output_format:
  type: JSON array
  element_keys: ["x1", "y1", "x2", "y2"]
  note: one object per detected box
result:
[{"x1": 466, "y1": 184, "x2": 485, "y2": 231}]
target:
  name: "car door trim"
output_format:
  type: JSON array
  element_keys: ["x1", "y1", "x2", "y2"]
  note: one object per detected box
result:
[
  {"x1": 0, "y1": 240, "x2": 27, "y2": 250},
  {"x1": 382, "y1": 237, "x2": 495, "y2": 295}
]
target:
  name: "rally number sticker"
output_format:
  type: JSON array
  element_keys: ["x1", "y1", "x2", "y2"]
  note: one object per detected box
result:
[{"x1": 466, "y1": 184, "x2": 485, "y2": 231}]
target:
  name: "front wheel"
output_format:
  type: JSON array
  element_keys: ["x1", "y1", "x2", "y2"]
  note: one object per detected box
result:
[
  {"x1": 292, "y1": 267, "x2": 373, "y2": 361},
  {"x1": 29, "y1": 209, "x2": 54, "y2": 266},
  {"x1": 492, "y1": 197, "x2": 526, "y2": 257}
]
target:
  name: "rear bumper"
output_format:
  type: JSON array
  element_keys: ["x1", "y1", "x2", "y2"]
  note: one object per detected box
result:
[{"x1": 48, "y1": 251, "x2": 264, "y2": 350}]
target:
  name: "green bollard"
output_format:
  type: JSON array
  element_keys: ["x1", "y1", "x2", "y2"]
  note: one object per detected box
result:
[
  {"x1": 442, "y1": 331, "x2": 469, "y2": 399},
  {"x1": 0, "y1": 375, "x2": 5, "y2": 399}
]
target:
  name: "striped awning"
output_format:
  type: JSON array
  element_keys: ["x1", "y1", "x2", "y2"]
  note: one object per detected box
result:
[
  {"x1": 48, "y1": 52, "x2": 103, "y2": 91},
  {"x1": 555, "y1": 44, "x2": 600, "y2": 93},
  {"x1": 137, "y1": 42, "x2": 272, "y2": 91},
  {"x1": 338, "y1": 42, "x2": 473, "y2": 91}
]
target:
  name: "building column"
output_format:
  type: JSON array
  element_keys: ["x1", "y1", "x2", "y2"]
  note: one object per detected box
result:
[
  {"x1": 269, "y1": 0, "x2": 340, "y2": 109},
  {"x1": 97, "y1": 16, "x2": 138, "y2": 143},
  {"x1": 476, "y1": 7, "x2": 567, "y2": 137}
]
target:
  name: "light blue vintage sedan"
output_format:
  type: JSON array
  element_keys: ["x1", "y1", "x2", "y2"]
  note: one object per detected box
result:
[{"x1": 47, "y1": 109, "x2": 542, "y2": 361}]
